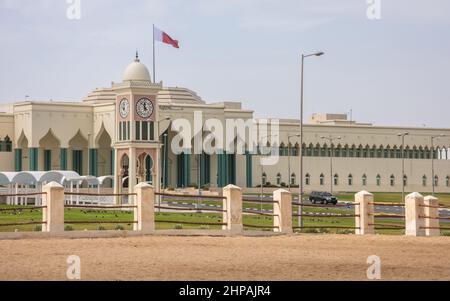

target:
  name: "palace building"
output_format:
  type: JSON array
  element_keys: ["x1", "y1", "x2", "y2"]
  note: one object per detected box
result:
[{"x1": 1, "y1": 55, "x2": 450, "y2": 195}]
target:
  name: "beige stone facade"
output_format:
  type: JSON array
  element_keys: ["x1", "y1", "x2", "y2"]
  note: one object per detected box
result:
[{"x1": 1, "y1": 56, "x2": 450, "y2": 194}]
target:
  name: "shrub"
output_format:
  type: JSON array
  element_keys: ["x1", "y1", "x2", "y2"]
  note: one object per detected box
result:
[
  {"x1": 115, "y1": 225, "x2": 125, "y2": 231},
  {"x1": 280, "y1": 182, "x2": 287, "y2": 187},
  {"x1": 318, "y1": 228, "x2": 330, "y2": 234},
  {"x1": 442, "y1": 232, "x2": 450, "y2": 236},
  {"x1": 64, "y1": 225, "x2": 74, "y2": 231},
  {"x1": 337, "y1": 229, "x2": 354, "y2": 235},
  {"x1": 200, "y1": 225, "x2": 210, "y2": 230},
  {"x1": 97, "y1": 226, "x2": 106, "y2": 231},
  {"x1": 174, "y1": 224, "x2": 183, "y2": 230},
  {"x1": 33, "y1": 225, "x2": 42, "y2": 232}
]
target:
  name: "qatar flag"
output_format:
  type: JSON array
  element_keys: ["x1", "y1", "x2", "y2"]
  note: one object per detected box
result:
[{"x1": 154, "y1": 26, "x2": 179, "y2": 49}]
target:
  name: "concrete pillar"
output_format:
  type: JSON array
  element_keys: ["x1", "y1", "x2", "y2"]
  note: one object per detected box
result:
[
  {"x1": 405, "y1": 192, "x2": 425, "y2": 237},
  {"x1": 223, "y1": 184, "x2": 243, "y2": 233},
  {"x1": 42, "y1": 181, "x2": 65, "y2": 233},
  {"x1": 134, "y1": 183, "x2": 155, "y2": 233},
  {"x1": 355, "y1": 191, "x2": 374, "y2": 235},
  {"x1": 273, "y1": 189, "x2": 293, "y2": 234},
  {"x1": 423, "y1": 195, "x2": 440, "y2": 237},
  {"x1": 128, "y1": 147, "x2": 136, "y2": 203}
]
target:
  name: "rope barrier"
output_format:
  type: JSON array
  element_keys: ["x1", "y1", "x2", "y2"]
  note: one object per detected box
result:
[
  {"x1": 155, "y1": 192, "x2": 226, "y2": 200},
  {"x1": 243, "y1": 224, "x2": 279, "y2": 229},
  {"x1": 154, "y1": 205, "x2": 226, "y2": 213},
  {"x1": 242, "y1": 210, "x2": 277, "y2": 217},
  {"x1": 0, "y1": 221, "x2": 46, "y2": 227},
  {"x1": 420, "y1": 226, "x2": 450, "y2": 230},
  {"x1": 369, "y1": 202, "x2": 405, "y2": 207},
  {"x1": 291, "y1": 202, "x2": 352, "y2": 208},
  {"x1": 64, "y1": 205, "x2": 137, "y2": 210},
  {"x1": 0, "y1": 206, "x2": 47, "y2": 212},
  {"x1": 65, "y1": 192, "x2": 137, "y2": 197},
  {"x1": 156, "y1": 220, "x2": 227, "y2": 226},
  {"x1": 243, "y1": 199, "x2": 277, "y2": 204},
  {"x1": 0, "y1": 192, "x2": 47, "y2": 197},
  {"x1": 293, "y1": 226, "x2": 360, "y2": 229},
  {"x1": 300, "y1": 213, "x2": 359, "y2": 218},
  {"x1": 369, "y1": 223, "x2": 405, "y2": 228},
  {"x1": 65, "y1": 220, "x2": 137, "y2": 224},
  {"x1": 371, "y1": 214, "x2": 405, "y2": 218}
]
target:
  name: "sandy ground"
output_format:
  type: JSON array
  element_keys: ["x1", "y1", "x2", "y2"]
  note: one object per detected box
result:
[{"x1": 0, "y1": 234, "x2": 449, "y2": 281}]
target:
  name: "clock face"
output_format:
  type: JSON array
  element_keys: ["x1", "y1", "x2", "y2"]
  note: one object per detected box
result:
[
  {"x1": 136, "y1": 98, "x2": 154, "y2": 119},
  {"x1": 119, "y1": 98, "x2": 130, "y2": 118}
]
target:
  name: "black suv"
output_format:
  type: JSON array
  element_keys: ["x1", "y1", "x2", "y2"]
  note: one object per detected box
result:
[{"x1": 309, "y1": 191, "x2": 338, "y2": 205}]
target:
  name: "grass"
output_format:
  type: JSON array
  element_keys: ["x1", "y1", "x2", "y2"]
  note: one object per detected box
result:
[{"x1": 1, "y1": 204, "x2": 449, "y2": 235}]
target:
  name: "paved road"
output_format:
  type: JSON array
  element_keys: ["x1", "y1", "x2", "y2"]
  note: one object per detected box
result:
[{"x1": 157, "y1": 195, "x2": 450, "y2": 218}]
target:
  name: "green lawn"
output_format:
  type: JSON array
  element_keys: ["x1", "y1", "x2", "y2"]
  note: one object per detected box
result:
[{"x1": 1, "y1": 205, "x2": 449, "y2": 236}]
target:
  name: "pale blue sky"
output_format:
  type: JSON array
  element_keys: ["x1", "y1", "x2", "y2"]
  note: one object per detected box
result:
[{"x1": 1, "y1": 0, "x2": 450, "y2": 127}]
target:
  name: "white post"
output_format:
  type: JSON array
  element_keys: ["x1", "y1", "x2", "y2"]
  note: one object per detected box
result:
[
  {"x1": 42, "y1": 182, "x2": 65, "y2": 233},
  {"x1": 355, "y1": 191, "x2": 374, "y2": 235},
  {"x1": 223, "y1": 185, "x2": 243, "y2": 233},
  {"x1": 273, "y1": 189, "x2": 293, "y2": 234},
  {"x1": 405, "y1": 192, "x2": 425, "y2": 237},
  {"x1": 134, "y1": 183, "x2": 155, "y2": 233},
  {"x1": 423, "y1": 195, "x2": 440, "y2": 237}
]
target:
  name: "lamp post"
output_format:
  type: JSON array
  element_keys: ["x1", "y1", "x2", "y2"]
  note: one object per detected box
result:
[
  {"x1": 288, "y1": 134, "x2": 301, "y2": 192},
  {"x1": 397, "y1": 132, "x2": 409, "y2": 201},
  {"x1": 299, "y1": 51, "x2": 324, "y2": 228},
  {"x1": 431, "y1": 134, "x2": 446, "y2": 195},
  {"x1": 321, "y1": 135, "x2": 341, "y2": 194},
  {"x1": 157, "y1": 117, "x2": 170, "y2": 213},
  {"x1": 259, "y1": 134, "x2": 277, "y2": 212}
]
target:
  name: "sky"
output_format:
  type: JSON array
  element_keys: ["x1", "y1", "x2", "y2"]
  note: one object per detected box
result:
[{"x1": 1, "y1": 0, "x2": 450, "y2": 128}]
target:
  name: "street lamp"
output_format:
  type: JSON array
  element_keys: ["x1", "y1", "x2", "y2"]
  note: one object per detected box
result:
[
  {"x1": 157, "y1": 117, "x2": 170, "y2": 213},
  {"x1": 431, "y1": 134, "x2": 446, "y2": 195},
  {"x1": 397, "y1": 132, "x2": 409, "y2": 201},
  {"x1": 287, "y1": 134, "x2": 301, "y2": 192},
  {"x1": 299, "y1": 51, "x2": 324, "y2": 228},
  {"x1": 321, "y1": 135, "x2": 341, "y2": 194}
]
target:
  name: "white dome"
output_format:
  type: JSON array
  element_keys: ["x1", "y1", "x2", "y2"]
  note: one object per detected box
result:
[{"x1": 122, "y1": 56, "x2": 151, "y2": 82}]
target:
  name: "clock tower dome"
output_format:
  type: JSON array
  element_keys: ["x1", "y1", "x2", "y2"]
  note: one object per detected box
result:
[{"x1": 112, "y1": 53, "x2": 163, "y2": 205}]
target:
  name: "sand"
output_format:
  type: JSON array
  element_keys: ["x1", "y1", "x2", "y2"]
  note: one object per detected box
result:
[{"x1": 0, "y1": 234, "x2": 449, "y2": 281}]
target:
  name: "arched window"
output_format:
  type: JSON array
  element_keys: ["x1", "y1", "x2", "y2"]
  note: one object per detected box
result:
[
  {"x1": 413, "y1": 146, "x2": 419, "y2": 159},
  {"x1": 0, "y1": 136, "x2": 12, "y2": 153},
  {"x1": 362, "y1": 174, "x2": 367, "y2": 186},
  {"x1": 356, "y1": 145, "x2": 363, "y2": 158},
  {"x1": 434, "y1": 175, "x2": 439, "y2": 187},
  {"x1": 349, "y1": 145, "x2": 355, "y2": 157},
  {"x1": 342, "y1": 145, "x2": 349, "y2": 157},
  {"x1": 446, "y1": 176, "x2": 449, "y2": 187},
  {"x1": 262, "y1": 172, "x2": 267, "y2": 186},
  {"x1": 363, "y1": 145, "x2": 369, "y2": 158},
  {"x1": 376, "y1": 174, "x2": 381, "y2": 186},
  {"x1": 276, "y1": 173, "x2": 282, "y2": 185},
  {"x1": 403, "y1": 175, "x2": 407, "y2": 186},
  {"x1": 390, "y1": 175, "x2": 395, "y2": 187},
  {"x1": 377, "y1": 146, "x2": 383, "y2": 158},
  {"x1": 348, "y1": 174, "x2": 353, "y2": 186},
  {"x1": 307, "y1": 143, "x2": 313, "y2": 157},
  {"x1": 305, "y1": 173, "x2": 310, "y2": 186},
  {"x1": 314, "y1": 144, "x2": 320, "y2": 157},
  {"x1": 422, "y1": 175, "x2": 427, "y2": 186},
  {"x1": 291, "y1": 173, "x2": 296, "y2": 185},
  {"x1": 370, "y1": 145, "x2": 376, "y2": 158},
  {"x1": 319, "y1": 173, "x2": 325, "y2": 186},
  {"x1": 334, "y1": 144, "x2": 341, "y2": 157},
  {"x1": 279, "y1": 143, "x2": 286, "y2": 156},
  {"x1": 419, "y1": 146, "x2": 425, "y2": 159},
  {"x1": 384, "y1": 146, "x2": 390, "y2": 158},
  {"x1": 334, "y1": 174, "x2": 339, "y2": 186},
  {"x1": 293, "y1": 143, "x2": 300, "y2": 157},
  {"x1": 424, "y1": 147, "x2": 431, "y2": 159},
  {"x1": 320, "y1": 145, "x2": 328, "y2": 157}
]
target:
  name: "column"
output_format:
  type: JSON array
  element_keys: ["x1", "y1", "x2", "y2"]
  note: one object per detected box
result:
[
  {"x1": 223, "y1": 184, "x2": 243, "y2": 233},
  {"x1": 217, "y1": 150, "x2": 228, "y2": 188},
  {"x1": 423, "y1": 195, "x2": 440, "y2": 237},
  {"x1": 89, "y1": 149, "x2": 98, "y2": 176},
  {"x1": 42, "y1": 182, "x2": 65, "y2": 233},
  {"x1": 405, "y1": 192, "x2": 425, "y2": 237},
  {"x1": 14, "y1": 149, "x2": 22, "y2": 172},
  {"x1": 134, "y1": 183, "x2": 155, "y2": 233},
  {"x1": 355, "y1": 190, "x2": 375, "y2": 235},
  {"x1": 273, "y1": 189, "x2": 293, "y2": 233},
  {"x1": 245, "y1": 151, "x2": 253, "y2": 188},
  {"x1": 29, "y1": 147, "x2": 39, "y2": 171},
  {"x1": 128, "y1": 147, "x2": 137, "y2": 201},
  {"x1": 60, "y1": 148, "x2": 68, "y2": 170}
]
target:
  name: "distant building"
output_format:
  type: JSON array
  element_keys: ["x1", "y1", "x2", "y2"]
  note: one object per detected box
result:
[{"x1": 1, "y1": 55, "x2": 449, "y2": 194}]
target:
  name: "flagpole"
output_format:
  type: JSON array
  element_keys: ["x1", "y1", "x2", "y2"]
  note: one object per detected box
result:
[{"x1": 153, "y1": 24, "x2": 156, "y2": 83}]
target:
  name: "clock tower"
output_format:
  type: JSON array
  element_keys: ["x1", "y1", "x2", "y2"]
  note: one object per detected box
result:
[{"x1": 113, "y1": 53, "x2": 162, "y2": 203}]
